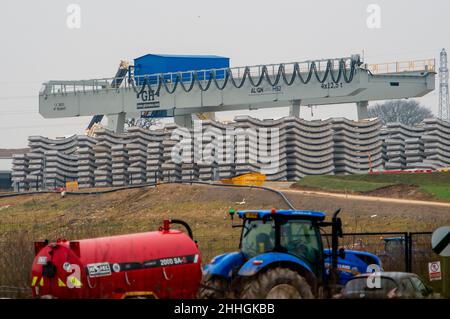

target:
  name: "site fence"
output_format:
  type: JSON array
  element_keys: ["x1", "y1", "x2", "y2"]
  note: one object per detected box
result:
[
  {"x1": 324, "y1": 232, "x2": 445, "y2": 294},
  {"x1": 0, "y1": 228, "x2": 444, "y2": 298}
]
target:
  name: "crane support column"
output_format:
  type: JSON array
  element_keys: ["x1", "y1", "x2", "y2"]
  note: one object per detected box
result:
[
  {"x1": 289, "y1": 99, "x2": 301, "y2": 117},
  {"x1": 356, "y1": 101, "x2": 369, "y2": 120},
  {"x1": 174, "y1": 114, "x2": 193, "y2": 129},
  {"x1": 107, "y1": 112, "x2": 126, "y2": 133}
]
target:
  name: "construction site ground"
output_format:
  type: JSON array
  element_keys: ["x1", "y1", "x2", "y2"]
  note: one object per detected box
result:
[
  {"x1": 1, "y1": 183, "x2": 449, "y2": 241},
  {"x1": 1, "y1": 182, "x2": 449, "y2": 297}
]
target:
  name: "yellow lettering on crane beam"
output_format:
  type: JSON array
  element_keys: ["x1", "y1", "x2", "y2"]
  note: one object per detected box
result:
[{"x1": 31, "y1": 276, "x2": 38, "y2": 287}]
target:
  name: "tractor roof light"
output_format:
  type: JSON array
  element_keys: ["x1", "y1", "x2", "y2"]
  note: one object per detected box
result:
[
  {"x1": 271, "y1": 208, "x2": 276, "y2": 214},
  {"x1": 252, "y1": 260, "x2": 264, "y2": 265}
]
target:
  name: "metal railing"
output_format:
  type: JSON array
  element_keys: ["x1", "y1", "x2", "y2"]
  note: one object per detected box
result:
[{"x1": 366, "y1": 59, "x2": 435, "y2": 74}]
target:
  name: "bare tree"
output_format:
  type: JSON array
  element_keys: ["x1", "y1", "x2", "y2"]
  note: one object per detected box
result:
[{"x1": 368, "y1": 100, "x2": 434, "y2": 125}]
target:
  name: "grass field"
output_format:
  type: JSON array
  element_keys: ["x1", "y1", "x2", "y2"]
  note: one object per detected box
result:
[{"x1": 296, "y1": 172, "x2": 450, "y2": 201}]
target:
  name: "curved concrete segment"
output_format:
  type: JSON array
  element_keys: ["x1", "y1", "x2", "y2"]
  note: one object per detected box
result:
[{"x1": 10, "y1": 117, "x2": 450, "y2": 191}]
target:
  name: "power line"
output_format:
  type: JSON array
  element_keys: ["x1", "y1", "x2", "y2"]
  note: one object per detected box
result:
[
  {"x1": 0, "y1": 126, "x2": 83, "y2": 131},
  {"x1": 0, "y1": 122, "x2": 89, "y2": 130},
  {"x1": 0, "y1": 95, "x2": 37, "y2": 100}
]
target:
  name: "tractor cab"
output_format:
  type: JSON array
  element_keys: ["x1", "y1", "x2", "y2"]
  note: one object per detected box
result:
[
  {"x1": 199, "y1": 208, "x2": 344, "y2": 299},
  {"x1": 236, "y1": 209, "x2": 326, "y2": 277},
  {"x1": 200, "y1": 208, "x2": 382, "y2": 299}
]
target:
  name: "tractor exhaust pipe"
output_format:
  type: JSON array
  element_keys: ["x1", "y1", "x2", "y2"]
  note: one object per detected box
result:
[{"x1": 330, "y1": 209, "x2": 343, "y2": 295}]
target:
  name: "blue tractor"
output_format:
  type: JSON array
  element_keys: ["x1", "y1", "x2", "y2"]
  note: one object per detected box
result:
[{"x1": 199, "y1": 208, "x2": 382, "y2": 299}]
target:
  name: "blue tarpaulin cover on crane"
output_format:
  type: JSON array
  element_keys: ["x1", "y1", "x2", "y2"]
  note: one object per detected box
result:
[{"x1": 134, "y1": 53, "x2": 229, "y2": 84}]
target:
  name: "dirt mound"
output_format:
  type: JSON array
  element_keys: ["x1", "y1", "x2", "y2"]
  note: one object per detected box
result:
[
  {"x1": 364, "y1": 184, "x2": 433, "y2": 200},
  {"x1": 291, "y1": 182, "x2": 434, "y2": 201}
]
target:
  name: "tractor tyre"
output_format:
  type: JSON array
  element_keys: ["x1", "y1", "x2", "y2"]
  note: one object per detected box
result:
[
  {"x1": 198, "y1": 275, "x2": 229, "y2": 299},
  {"x1": 240, "y1": 267, "x2": 314, "y2": 299}
]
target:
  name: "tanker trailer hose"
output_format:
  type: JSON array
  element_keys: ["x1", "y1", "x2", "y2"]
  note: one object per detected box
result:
[
  {"x1": 86, "y1": 275, "x2": 96, "y2": 289},
  {"x1": 169, "y1": 219, "x2": 194, "y2": 240}
]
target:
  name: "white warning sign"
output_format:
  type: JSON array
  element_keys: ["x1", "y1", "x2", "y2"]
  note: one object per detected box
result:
[{"x1": 428, "y1": 261, "x2": 442, "y2": 281}]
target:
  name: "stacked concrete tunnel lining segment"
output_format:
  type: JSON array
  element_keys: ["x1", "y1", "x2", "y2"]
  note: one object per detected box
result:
[
  {"x1": 11, "y1": 116, "x2": 450, "y2": 191},
  {"x1": 382, "y1": 123, "x2": 425, "y2": 170},
  {"x1": 331, "y1": 118, "x2": 383, "y2": 174},
  {"x1": 419, "y1": 118, "x2": 450, "y2": 169},
  {"x1": 76, "y1": 136, "x2": 97, "y2": 188}
]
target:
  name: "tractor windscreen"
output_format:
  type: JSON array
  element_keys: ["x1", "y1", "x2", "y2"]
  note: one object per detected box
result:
[
  {"x1": 241, "y1": 220, "x2": 275, "y2": 259},
  {"x1": 280, "y1": 220, "x2": 322, "y2": 267}
]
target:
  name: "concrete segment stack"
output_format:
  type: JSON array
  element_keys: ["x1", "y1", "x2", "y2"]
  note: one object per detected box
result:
[
  {"x1": 11, "y1": 118, "x2": 450, "y2": 191},
  {"x1": 11, "y1": 154, "x2": 29, "y2": 191},
  {"x1": 415, "y1": 118, "x2": 450, "y2": 169},
  {"x1": 161, "y1": 124, "x2": 182, "y2": 181},
  {"x1": 284, "y1": 117, "x2": 334, "y2": 179},
  {"x1": 383, "y1": 123, "x2": 424, "y2": 170},
  {"x1": 331, "y1": 118, "x2": 383, "y2": 174},
  {"x1": 76, "y1": 136, "x2": 97, "y2": 188}
]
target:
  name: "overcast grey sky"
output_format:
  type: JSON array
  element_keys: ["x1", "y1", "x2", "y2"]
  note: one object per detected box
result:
[{"x1": 0, "y1": 0, "x2": 448, "y2": 148}]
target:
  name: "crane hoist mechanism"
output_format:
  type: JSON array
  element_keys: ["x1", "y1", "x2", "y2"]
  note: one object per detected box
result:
[
  {"x1": 85, "y1": 60, "x2": 130, "y2": 132},
  {"x1": 39, "y1": 53, "x2": 436, "y2": 133}
]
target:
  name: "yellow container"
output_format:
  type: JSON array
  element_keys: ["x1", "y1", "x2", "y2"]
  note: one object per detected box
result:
[
  {"x1": 221, "y1": 172, "x2": 266, "y2": 187},
  {"x1": 65, "y1": 181, "x2": 79, "y2": 192}
]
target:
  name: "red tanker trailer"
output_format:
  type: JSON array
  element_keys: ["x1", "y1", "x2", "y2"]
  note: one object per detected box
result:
[{"x1": 31, "y1": 219, "x2": 201, "y2": 299}]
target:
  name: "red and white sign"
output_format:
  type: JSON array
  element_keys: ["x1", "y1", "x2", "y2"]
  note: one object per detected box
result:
[{"x1": 428, "y1": 261, "x2": 442, "y2": 281}]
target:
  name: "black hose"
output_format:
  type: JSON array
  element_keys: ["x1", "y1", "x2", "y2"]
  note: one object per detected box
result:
[
  {"x1": 188, "y1": 181, "x2": 296, "y2": 210},
  {"x1": 0, "y1": 190, "x2": 57, "y2": 198},
  {"x1": 169, "y1": 219, "x2": 194, "y2": 239},
  {"x1": 1, "y1": 181, "x2": 296, "y2": 210},
  {"x1": 128, "y1": 57, "x2": 357, "y2": 96},
  {"x1": 65, "y1": 182, "x2": 159, "y2": 195}
]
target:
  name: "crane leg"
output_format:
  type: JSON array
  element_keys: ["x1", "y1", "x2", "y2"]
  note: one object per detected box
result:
[
  {"x1": 289, "y1": 99, "x2": 301, "y2": 117},
  {"x1": 107, "y1": 112, "x2": 126, "y2": 133},
  {"x1": 356, "y1": 101, "x2": 369, "y2": 120},
  {"x1": 174, "y1": 114, "x2": 193, "y2": 128}
]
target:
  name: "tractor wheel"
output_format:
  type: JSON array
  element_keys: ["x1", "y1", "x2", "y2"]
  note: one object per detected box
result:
[
  {"x1": 198, "y1": 275, "x2": 229, "y2": 299},
  {"x1": 240, "y1": 267, "x2": 314, "y2": 299}
]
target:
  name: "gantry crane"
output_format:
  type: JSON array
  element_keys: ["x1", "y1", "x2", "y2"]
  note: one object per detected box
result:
[{"x1": 39, "y1": 54, "x2": 435, "y2": 132}]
